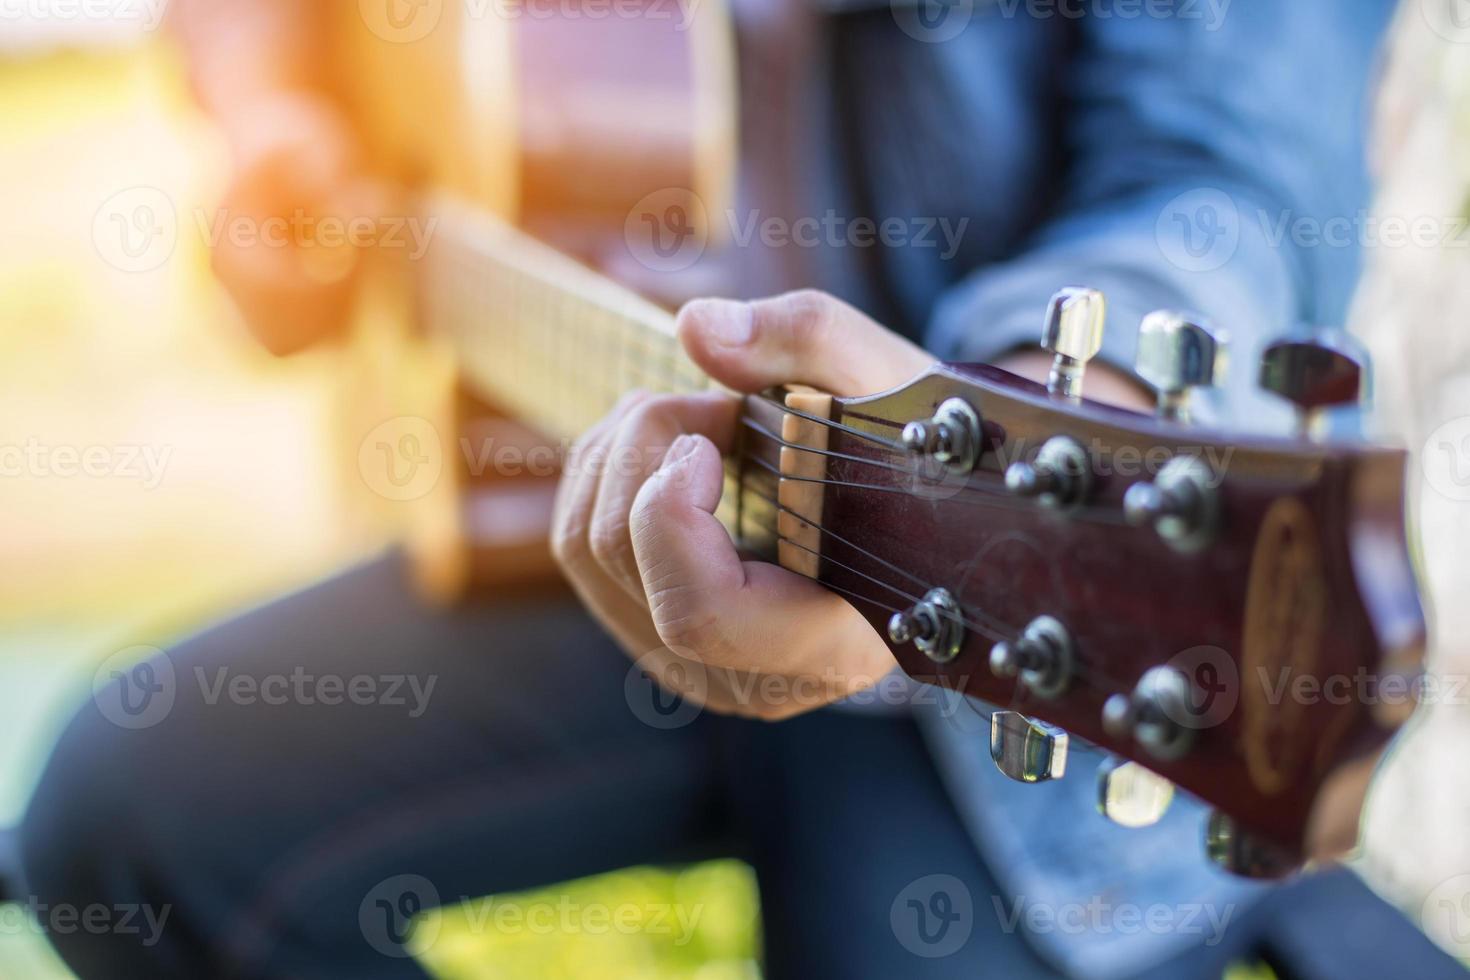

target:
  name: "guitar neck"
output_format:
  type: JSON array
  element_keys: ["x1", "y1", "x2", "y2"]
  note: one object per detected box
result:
[
  {"x1": 416, "y1": 194, "x2": 711, "y2": 437},
  {"x1": 412, "y1": 194, "x2": 778, "y2": 551}
]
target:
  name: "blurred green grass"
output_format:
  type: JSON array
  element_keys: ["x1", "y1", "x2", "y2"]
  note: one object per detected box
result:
[
  {"x1": 419, "y1": 863, "x2": 761, "y2": 980},
  {"x1": 0, "y1": 41, "x2": 761, "y2": 980}
]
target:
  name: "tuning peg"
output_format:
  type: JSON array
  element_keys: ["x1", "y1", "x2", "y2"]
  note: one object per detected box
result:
[
  {"x1": 1096, "y1": 757, "x2": 1175, "y2": 828},
  {"x1": 1135, "y1": 311, "x2": 1227, "y2": 422},
  {"x1": 1204, "y1": 811, "x2": 1299, "y2": 879},
  {"x1": 1101, "y1": 666, "x2": 1195, "y2": 762},
  {"x1": 1004, "y1": 436, "x2": 1093, "y2": 510},
  {"x1": 900, "y1": 398, "x2": 983, "y2": 474},
  {"x1": 887, "y1": 588, "x2": 964, "y2": 664},
  {"x1": 990, "y1": 711, "x2": 1068, "y2": 783},
  {"x1": 1041, "y1": 287, "x2": 1107, "y2": 399},
  {"x1": 1122, "y1": 456, "x2": 1219, "y2": 554},
  {"x1": 1259, "y1": 332, "x2": 1365, "y2": 437},
  {"x1": 988, "y1": 615, "x2": 1075, "y2": 699}
]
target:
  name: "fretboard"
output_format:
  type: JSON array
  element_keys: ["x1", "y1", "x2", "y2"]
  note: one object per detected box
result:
[
  {"x1": 414, "y1": 194, "x2": 778, "y2": 550},
  {"x1": 418, "y1": 196, "x2": 711, "y2": 434}
]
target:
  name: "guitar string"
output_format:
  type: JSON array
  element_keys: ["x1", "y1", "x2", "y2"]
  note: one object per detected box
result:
[
  {"x1": 733, "y1": 474, "x2": 1137, "y2": 698},
  {"x1": 768, "y1": 511, "x2": 1136, "y2": 698},
  {"x1": 736, "y1": 452, "x2": 1078, "y2": 525},
  {"x1": 733, "y1": 410, "x2": 1150, "y2": 694},
  {"x1": 751, "y1": 393, "x2": 908, "y2": 453},
  {"x1": 730, "y1": 463, "x2": 969, "y2": 595},
  {"x1": 735, "y1": 477, "x2": 1023, "y2": 645},
  {"x1": 740, "y1": 414, "x2": 1134, "y2": 526},
  {"x1": 746, "y1": 396, "x2": 1133, "y2": 527},
  {"x1": 739, "y1": 534, "x2": 1115, "y2": 765},
  {"x1": 774, "y1": 535, "x2": 1009, "y2": 644},
  {"x1": 738, "y1": 416, "x2": 920, "y2": 478}
]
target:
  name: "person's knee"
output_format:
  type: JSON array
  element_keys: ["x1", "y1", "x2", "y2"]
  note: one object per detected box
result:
[{"x1": 19, "y1": 670, "x2": 185, "y2": 976}]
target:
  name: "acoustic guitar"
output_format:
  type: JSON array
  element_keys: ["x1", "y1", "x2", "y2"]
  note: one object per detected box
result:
[
  {"x1": 327, "y1": 0, "x2": 1426, "y2": 876},
  {"x1": 329, "y1": 0, "x2": 737, "y2": 596}
]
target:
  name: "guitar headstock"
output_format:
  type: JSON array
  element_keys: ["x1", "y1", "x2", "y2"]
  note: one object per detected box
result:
[{"x1": 739, "y1": 289, "x2": 1425, "y2": 877}]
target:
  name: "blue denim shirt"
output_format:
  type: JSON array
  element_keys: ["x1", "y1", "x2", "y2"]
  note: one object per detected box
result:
[
  {"x1": 781, "y1": 2, "x2": 1399, "y2": 974},
  {"x1": 796, "y1": 0, "x2": 1396, "y2": 432}
]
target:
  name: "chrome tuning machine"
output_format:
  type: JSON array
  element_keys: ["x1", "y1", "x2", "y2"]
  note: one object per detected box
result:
[
  {"x1": 887, "y1": 588, "x2": 964, "y2": 664},
  {"x1": 1123, "y1": 456, "x2": 1219, "y2": 553},
  {"x1": 989, "y1": 615, "x2": 1075, "y2": 699},
  {"x1": 1101, "y1": 666, "x2": 1196, "y2": 762},
  {"x1": 1041, "y1": 287, "x2": 1107, "y2": 399},
  {"x1": 1004, "y1": 436, "x2": 1093, "y2": 510},
  {"x1": 900, "y1": 398, "x2": 983, "y2": 474},
  {"x1": 1135, "y1": 310, "x2": 1227, "y2": 423},
  {"x1": 1259, "y1": 332, "x2": 1366, "y2": 439},
  {"x1": 991, "y1": 710, "x2": 1069, "y2": 783}
]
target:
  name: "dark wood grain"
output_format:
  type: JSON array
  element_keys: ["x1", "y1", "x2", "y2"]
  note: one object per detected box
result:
[{"x1": 745, "y1": 363, "x2": 1425, "y2": 857}]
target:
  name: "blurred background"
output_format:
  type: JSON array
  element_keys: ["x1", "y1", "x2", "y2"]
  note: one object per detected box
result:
[
  {"x1": 2, "y1": 3, "x2": 1470, "y2": 979},
  {"x1": 0, "y1": 16, "x2": 763, "y2": 980}
]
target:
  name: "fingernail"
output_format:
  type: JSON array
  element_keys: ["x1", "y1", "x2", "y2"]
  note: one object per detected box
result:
[
  {"x1": 705, "y1": 301, "x2": 754, "y2": 348},
  {"x1": 662, "y1": 434, "x2": 699, "y2": 471}
]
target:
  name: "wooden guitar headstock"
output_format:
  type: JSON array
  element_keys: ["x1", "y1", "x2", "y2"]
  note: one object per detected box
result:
[{"x1": 739, "y1": 292, "x2": 1425, "y2": 876}]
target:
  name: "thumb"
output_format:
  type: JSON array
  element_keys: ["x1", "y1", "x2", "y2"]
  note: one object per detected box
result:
[{"x1": 676, "y1": 290, "x2": 934, "y2": 397}]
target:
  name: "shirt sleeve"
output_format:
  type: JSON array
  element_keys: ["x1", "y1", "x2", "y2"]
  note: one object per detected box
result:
[{"x1": 924, "y1": 0, "x2": 1399, "y2": 427}]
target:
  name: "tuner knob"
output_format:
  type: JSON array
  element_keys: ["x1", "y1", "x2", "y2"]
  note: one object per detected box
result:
[
  {"x1": 1097, "y1": 757, "x2": 1175, "y2": 828},
  {"x1": 1041, "y1": 287, "x2": 1107, "y2": 399},
  {"x1": 1135, "y1": 311, "x2": 1227, "y2": 422},
  {"x1": 1259, "y1": 332, "x2": 1365, "y2": 437},
  {"x1": 1101, "y1": 666, "x2": 1195, "y2": 762},
  {"x1": 1004, "y1": 436, "x2": 1093, "y2": 510},
  {"x1": 900, "y1": 398, "x2": 983, "y2": 473},
  {"x1": 1123, "y1": 456, "x2": 1218, "y2": 553},
  {"x1": 887, "y1": 588, "x2": 964, "y2": 664},
  {"x1": 989, "y1": 615, "x2": 1075, "y2": 699},
  {"x1": 990, "y1": 710, "x2": 1069, "y2": 783},
  {"x1": 1204, "y1": 811, "x2": 1299, "y2": 879}
]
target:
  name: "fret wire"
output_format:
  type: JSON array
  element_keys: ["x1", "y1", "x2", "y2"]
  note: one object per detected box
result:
[
  {"x1": 660, "y1": 339, "x2": 677, "y2": 394},
  {"x1": 420, "y1": 216, "x2": 728, "y2": 440},
  {"x1": 593, "y1": 313, "x2": 619, "y2": 415},
  {"x1": 556, "y1": 280, "x2": 571, "y2": 426},
  {"x1": 616, "y1": 315, "x2": 633, "y2": 397}
]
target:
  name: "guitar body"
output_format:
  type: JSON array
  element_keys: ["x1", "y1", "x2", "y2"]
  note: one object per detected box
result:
[{"x1": 329, "y1": 0, "x2": 737, "y2": 600}]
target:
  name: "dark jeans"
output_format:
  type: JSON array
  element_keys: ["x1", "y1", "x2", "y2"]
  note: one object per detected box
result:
[{"x1": 16, "y1": 554, "x2": 1464, "y2": 979}]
